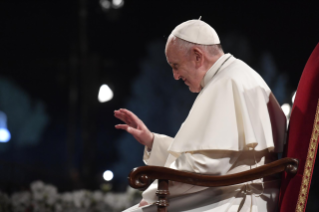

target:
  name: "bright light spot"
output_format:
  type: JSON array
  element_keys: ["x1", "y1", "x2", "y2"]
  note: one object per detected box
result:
[
  {"x1": 112, "y1": 0, "x2": 124, "y2": 8},
  {"x1": 98, "y1": 84, "x2": 113, "y2": 103},
  {"x1": 100, "y1": 0, "x2": 111, "y2": 9},
  {"x1": 292, "y1": 91, "x2": 296, "y2": 104},
  {"x1": 0, "y1": 128, "x2": 11, "y2": 143},
  {"x1": 281, "y1": 103, "x2": 291, "y2": 117},
  {"x1": 0, "y1": 112, "x2": 10, "y2": 143},
  {"x1": 103, "y1": 170, "x2": 114, "y2": 181}
]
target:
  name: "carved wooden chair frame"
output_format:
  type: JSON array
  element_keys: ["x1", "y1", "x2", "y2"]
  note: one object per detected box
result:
[{"x1": 128, "y1": 157, "x2": 299, "y2": 212}]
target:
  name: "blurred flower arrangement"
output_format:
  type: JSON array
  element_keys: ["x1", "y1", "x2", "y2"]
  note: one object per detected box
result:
[{"x1": 0, "y1": 181, "x2": 141, "y2": 212}]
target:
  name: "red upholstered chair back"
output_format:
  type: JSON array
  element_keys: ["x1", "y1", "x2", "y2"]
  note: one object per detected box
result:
[{"x1": 279, "y1": 43, "x2": 319, "y2": 212}]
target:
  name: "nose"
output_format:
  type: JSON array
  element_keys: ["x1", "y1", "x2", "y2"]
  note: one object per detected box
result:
[{"x1": 173, "y1": 71, "x2": 180, "y2": 80}]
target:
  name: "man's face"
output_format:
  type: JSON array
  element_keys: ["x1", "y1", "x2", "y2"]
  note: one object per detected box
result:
[{"x1": 165, "y1": 40, "x2": 203, "y2": 93}]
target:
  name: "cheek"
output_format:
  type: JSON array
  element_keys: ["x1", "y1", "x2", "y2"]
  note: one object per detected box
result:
[{"x1": 183, "y1": 66, "x2": 193, "y2": 77}]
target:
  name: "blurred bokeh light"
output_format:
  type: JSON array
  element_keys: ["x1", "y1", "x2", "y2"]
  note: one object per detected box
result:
[
  {"x1": 98, "y1": 84, "x2": 113, "y2": 103},
  {"x1": 103, "y1": 170, "x2": 114, "y2": 181},
  {"x1": 281, "y1": 103, "x2": 291, "y2": 118},
  {"x1": 0, "y1": 128, "x2": 10, "y2": 143},
  {"x1": 100, "y1": 0, "x2": 111, "y2": 10},
  {"x1": 112, "y1": 0, "x2": 124, "y2": 9},
  {"x1": 0, "y1": 111, "x2": 10, "y2": 142}
]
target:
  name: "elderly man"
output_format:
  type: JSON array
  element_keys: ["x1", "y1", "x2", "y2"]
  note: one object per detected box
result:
[{"x1": 115, "y1": 19, "x2": 286, "y2": 212}]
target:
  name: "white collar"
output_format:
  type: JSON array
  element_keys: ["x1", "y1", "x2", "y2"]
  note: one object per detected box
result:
[{"x1": 200, "y1": 53, "x2": 232, "y2": 88}]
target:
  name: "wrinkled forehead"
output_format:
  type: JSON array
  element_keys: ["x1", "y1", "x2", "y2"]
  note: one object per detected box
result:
[
  {"x1": 165, "y1": 35, "x2": 174, "y2": 55},
  {"x1": 165, "y1": 38, "x2": 178, "y2": 63}
]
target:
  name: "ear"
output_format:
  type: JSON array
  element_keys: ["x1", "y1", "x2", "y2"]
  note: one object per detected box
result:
[{"x1": 192, "y1": 47, "x2": 204, "y2": 67}]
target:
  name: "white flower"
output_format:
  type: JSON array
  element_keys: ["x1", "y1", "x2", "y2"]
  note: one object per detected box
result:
[
  {"x1": 73, "y1": 190, "x2": 85, "y2": 208},
  {"x1": 103, "y1": 192, "x2": 114, "y2": 206},
  {"x1": 0, "y1": 192, "x2": 10, "y2": 211},
  {"x1": 92, "y1": 190, "x2": 103, "y2": 202},
  {"x1": 72, "y1": 190, "x2": 92, "y2": 208},
  {"x1": 126, "y1": 186, "x2": 141, "y2": 205},
  {"x1": 83, "y1": 197, "x2": 91, "y2": 209},
  {"x1": 61, "y1": 192, "x2": 73, "y2": 202},
  {"x1": 116, "y1": 193, "x2": 131, "y2": 209},
  {"x1": 44, "y1": 184, "x2": 57, "y2": 196},
  {"x1": 31, "y1": 181, "x2": 45, "y2": 201},
  {"x1": 54, "y1": 203, "x2": 63, "y2": 212},
  {"x1": 31, "y1": 181, "x2": 44, "y2": 193},
  {"x1": 7, "y1": 181, "x2": 141, "y2": 212},
  {"x1": 11, "y1": 191, "x2": 31, "y2": 206},
  {"x1": 33, "y1": 191, "x2": 45, "y2": 201},
  {"x1": 43, "y1": 184, "x2": 58, "y2": 205},
  {"x1": 126, "y1": 186, "x2": 136, "y2": 196},
  {"x1": 104, "y1": 192, "x2": 130, "y2": 209}
]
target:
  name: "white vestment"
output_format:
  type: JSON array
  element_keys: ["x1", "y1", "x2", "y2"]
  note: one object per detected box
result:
[{"x1": 123, "y1": 54, "x2": 286, "y2": 212}]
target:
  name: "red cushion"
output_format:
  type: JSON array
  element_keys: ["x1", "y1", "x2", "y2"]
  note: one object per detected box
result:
[{"x1": 279, "y1": 43, "x2": 319, "y2": 212}]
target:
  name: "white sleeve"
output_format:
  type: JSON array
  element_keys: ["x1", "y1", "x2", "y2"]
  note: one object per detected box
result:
[
  {"x1": 143, "y1": 133, "x2": 173, "y2": 166},
  {"x1": 142, "y1": 151, "x2": 242, "y2": 204}
]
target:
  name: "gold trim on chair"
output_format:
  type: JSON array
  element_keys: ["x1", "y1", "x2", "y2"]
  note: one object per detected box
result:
[{"x1": 295, "y1": 100, "x2": 319, "y2": 212}]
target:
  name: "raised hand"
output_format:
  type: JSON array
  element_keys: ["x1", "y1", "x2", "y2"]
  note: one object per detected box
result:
[{"x1": 114, "y1": 109, "x2": 154, "y2": 149}]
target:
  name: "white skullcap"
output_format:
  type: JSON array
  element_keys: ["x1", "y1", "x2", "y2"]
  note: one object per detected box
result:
[{"x1": 171, "y1": 19, "x2": 220, "y2": 45}]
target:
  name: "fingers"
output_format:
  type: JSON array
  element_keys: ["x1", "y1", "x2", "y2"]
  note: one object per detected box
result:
[
  {"x1": 114, "y1": 124, "x2": 129, "y2": 130},
  {"x1": 119, "y1": 108, "x2": 137, "y2": 119},
  {"x1": 114, "y1": 109, "x2": 140, "y2": 128},
  {"x1": 114, "y1": 111, "x2": 130, "y2": 124},
  {"x1": 115, "y1": 114, "x2": 152, "y2": 148},
  {"x1": 119, "y1": 109, "x2": 141, "y2": 126},
  {"x1": 114, "y1": 110, "x2": 134, "y2": 126},
  {"x1": 115, "y1": 124, "x2": 141, "y2": 137}
]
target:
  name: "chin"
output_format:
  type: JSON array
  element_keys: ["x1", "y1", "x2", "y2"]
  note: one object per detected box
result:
[{"x1": 189, "y1": 87, "x2": 201, "y2": 93}]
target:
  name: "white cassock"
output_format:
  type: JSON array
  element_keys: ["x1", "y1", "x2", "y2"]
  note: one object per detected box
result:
[{"x1": 123, "y1": 53, "x2": 286, "y2": 212}]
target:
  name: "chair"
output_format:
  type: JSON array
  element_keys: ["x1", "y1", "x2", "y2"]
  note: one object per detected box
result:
[{"x1": 128, "y1": 43, "x2": 319, "y2": 212}]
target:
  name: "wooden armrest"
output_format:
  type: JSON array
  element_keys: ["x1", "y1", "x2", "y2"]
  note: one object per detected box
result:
[{"x1": 128, "y1": 157, "x2": 298, "y2": 190}]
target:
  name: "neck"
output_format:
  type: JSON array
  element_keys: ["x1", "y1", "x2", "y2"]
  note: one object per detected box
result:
[
  {"x1": 198, "y1": 53, "x2": 225, "y2": 90},
  {"x1": 203, "y1": 52, "x2": 224, "y2": 74}
]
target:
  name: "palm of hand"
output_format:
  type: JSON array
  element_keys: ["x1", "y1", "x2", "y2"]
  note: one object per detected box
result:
[{"x1": 114, "y1": 109, "x2": 154, "y2": 149}]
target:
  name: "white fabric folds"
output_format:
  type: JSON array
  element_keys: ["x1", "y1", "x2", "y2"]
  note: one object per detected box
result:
[{"x1": 168, "y1": 54, "x2": 285, "y2": 155}]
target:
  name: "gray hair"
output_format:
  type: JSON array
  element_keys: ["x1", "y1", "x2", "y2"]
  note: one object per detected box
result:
[{"x1": 168, "y1": 34, "x2": 223, "y2": 57}]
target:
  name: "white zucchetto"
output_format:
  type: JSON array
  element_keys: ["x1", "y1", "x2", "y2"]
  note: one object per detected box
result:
[{"x1": 171, "y1": 20, "x2": 220, "y2": 45}]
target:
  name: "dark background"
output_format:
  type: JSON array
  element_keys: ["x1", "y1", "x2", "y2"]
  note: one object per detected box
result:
[{"x1": 0, "y1": 0, "x2": 319, "y2": 210}]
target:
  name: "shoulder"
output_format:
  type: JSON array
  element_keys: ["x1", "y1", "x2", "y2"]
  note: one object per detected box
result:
[
  {"x1": 203, "y1": 57, "x2": 271, "y2": 98},
  {"x1": 223, "y1": 58, "x2": 257, "y2": 79},
  {"x1": 221, "y1": 58, "x2": 269, "y2": 90}
]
